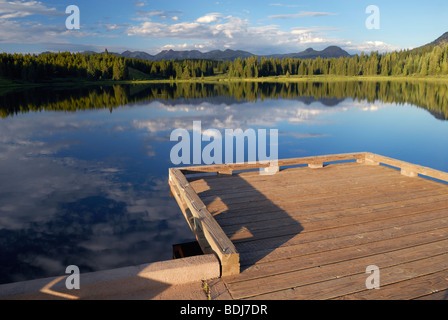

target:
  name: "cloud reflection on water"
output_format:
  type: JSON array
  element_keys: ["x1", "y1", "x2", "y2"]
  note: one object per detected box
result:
[{"x1": 1, "y1": 82, "x2": 444, "y2": 284}]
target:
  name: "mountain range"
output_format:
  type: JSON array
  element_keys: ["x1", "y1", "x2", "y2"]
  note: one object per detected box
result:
[
  {"x1": 58, "y1": 32, "x2": 447, "y2": 62},
  {"x1": 416, "y1": 32, "x2": 448, "y2": 50},
  {"x1": 115, "y1": 32, "x2": 448, "y2": 61},
  {"x1": 118, "y1": 46, "x2": 351, "y2": 62}
]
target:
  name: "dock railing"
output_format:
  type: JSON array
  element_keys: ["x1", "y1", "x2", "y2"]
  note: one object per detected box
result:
[
  {"x1": 169, "y1": 168, "x2": 240, "y2": 277},
  {"x1": 363, "y1": 152, "x2": 448, "y2": 181},
  {"x1": 169, "y1": 152, "x2": 448, "y2": 276}
]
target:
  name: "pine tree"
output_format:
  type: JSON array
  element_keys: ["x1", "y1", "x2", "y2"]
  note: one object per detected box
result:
[
  {"x1": 420, "y1": 56, "x2": 429, "y2": 76},
  {"x1": 181, "y1": 65, "x2": 191, "y2": 80}
]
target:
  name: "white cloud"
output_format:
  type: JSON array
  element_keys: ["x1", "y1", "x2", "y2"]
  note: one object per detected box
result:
[
  {"x1": 269, "y1": 11, "x2": 337, "y2": 19},
  {"x1": 134, "y1": 0, "x2": 146, "y2": 8},
  {"x1": 146, "y1": 10, "x2": 166, "y2": 17},
  {"x1": 196, "y1": 13, "x2": 222, "y2": 23},
  {"x1": 126, "y1": 11, "x2": 401, "y2": 54},
  {"x1": 347, "y1": 40, "x2": 402, "y2": 53},
  {"x1": 136, "y1": 9, "x2": 183, "y2": 21},
  {"x1": 0, "y1": 0, "x2": 63, "y2": 19},
  {"x1": 127, "y1": 15, "x2": 337, "y2": 54},
  {"x1": 0, "y1": 18, "x2": 68, "y2": 44},
  {"x1": 104, "y1": 23, "x2": 128, "y2": 31},
  {"x1": 0, "y1": 1, "x2": 71, "y2": 45},
  {"x1": 269, "y1": 3, "x2": 301, "y2": 7}
]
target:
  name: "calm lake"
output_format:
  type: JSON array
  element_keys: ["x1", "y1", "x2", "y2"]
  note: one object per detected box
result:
[{"x1": 1, "y1": 80, "x2": 448, "y2": 284}]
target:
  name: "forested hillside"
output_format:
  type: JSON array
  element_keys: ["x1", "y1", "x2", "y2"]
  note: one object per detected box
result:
[
  {"x1": 0, "y1": 51, "x2": 128, "y2": 82},
  {"x1": 1, "y1": 43, "x2": 448, "y2": 83},
  {"x1": 0, "y1": 50, "x2": 221, "y2": 82},
  {"x1": 227, "y1": 44, "x2": 448, "y2": 78}
]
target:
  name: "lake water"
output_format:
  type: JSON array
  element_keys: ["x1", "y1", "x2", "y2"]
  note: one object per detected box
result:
[{"x1": 0, "y1": 81, "x2": 447, "y2": 284}]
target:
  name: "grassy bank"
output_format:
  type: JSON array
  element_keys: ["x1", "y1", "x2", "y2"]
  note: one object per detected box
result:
[
  {"x1": 1, "y1": 74, "x2": 448, "y2": 90},
  {"x1": 103, "y1": 74, "x2": 448, "y2": 85},
  {"x1": 230, "y1": 74, "x2": 448, "y2": 83}
]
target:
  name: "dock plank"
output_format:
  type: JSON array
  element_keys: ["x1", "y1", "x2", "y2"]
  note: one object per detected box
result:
[
  {"x1": 202, "y1": 178, "x2": 436, "y2": 211},
  {"x1": 226, "y1": 241, "x2": 448, "y2": 299},
  {"x1": 247, "y1": 253, "x2": 448, "y2": 300},
  {"x1": 224, "y1": 206, "x2": 448, "y2": 244},
  {"x1": 192, "y1": 165, "x2": 399, "y2": 196},
  {"x1": 236, "y1": 214, "x2": 448, "y2": 266},
  {"x1": 206, "y1": 187, "x2": 448, "y2": 219},
  {"x1": 220, "y1": 198, "x2": 448, "y2": 235},
  {"x1": 215, "y1": 194, "x2": 448, "y2": 228},
  {"x1": 415, "y1": 289, "x2": 448, "y2": 300},
  {"x1": 197, "y1": 174, "x2": 415, "y2": 204},
  {"x1": 224, "y1": 228, "x2": 448, "y2": 283},
  {"x1": 171, "y1": 153, "x2": 448, "y2": 300},
  {"x1": 334, "y1": 269, "x2": 448, "y2": 300}
]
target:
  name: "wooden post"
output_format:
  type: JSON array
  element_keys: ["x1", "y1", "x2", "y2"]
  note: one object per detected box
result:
[
  {"x1": 308, "y1": 162, "x2": 324, "y2": 169},
  {"x1": 262, "y1": 165, "x2": 279, "y2": 175},
  {"x1": 401, "y1": 168, "x2": 418, "y2": 178},
  {"x1": 365, "y1": 158, "x2": 380, "y2": 166},
  {"x1": 218, "y1": 169, "x2": 233, "y2": 175}
]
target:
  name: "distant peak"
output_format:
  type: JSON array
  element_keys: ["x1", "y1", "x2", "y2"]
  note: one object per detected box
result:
[
  {"x1": 418, "y1": 31, "x2": 448, "y2": 50},
  {"x1": 324, "y1": 46, "x2": 341, "y2": 50},
  {"x1": 435, "y1": 32, "x2": 448, "y2": 41}
]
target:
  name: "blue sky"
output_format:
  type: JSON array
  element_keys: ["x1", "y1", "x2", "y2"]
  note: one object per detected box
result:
[{"x1": 0, "y1": 0, "x2": 447, "y2": 54}]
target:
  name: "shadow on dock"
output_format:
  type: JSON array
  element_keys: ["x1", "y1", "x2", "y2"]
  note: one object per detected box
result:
[{"x1": 189, "y1": 169, "x2": 304, "y2": 272}]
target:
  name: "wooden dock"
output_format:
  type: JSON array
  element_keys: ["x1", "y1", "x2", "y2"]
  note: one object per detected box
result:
[{"x1": 169, "y1": 152, "x2": 448, "y2": 300}]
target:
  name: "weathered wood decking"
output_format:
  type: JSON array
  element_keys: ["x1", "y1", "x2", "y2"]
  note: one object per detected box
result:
[{"x1": 169, "y1": 153, "x2": 448, "y2": 300}]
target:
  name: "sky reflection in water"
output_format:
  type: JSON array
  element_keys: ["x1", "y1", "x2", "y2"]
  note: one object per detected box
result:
[{"x1": 0, "y1": 83, "x2": 447, "y2": 284}]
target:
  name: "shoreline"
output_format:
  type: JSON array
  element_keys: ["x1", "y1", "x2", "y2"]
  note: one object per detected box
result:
[{"x1": 1, "y1": 75, "x2": 448, "y2": 90}]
